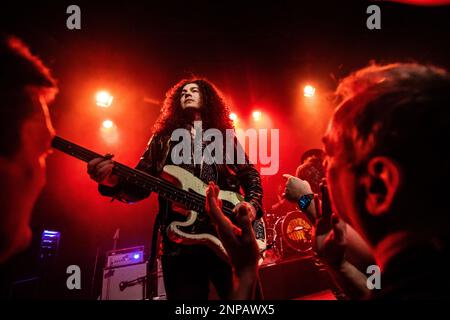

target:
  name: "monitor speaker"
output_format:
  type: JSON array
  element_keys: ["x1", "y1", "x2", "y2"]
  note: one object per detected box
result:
[{"x1": 101, "y1": 262, "x2": 148, "y2": 300}]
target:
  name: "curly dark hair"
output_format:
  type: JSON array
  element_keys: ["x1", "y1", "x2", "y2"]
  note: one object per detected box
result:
[{"x1": 153, "y1": 78, "x2": 234, "y2": 136}]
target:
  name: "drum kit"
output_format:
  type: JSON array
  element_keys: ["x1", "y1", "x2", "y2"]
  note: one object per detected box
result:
[{"x1": 262, "y1": 207, "x2": 314, "y2": 265}]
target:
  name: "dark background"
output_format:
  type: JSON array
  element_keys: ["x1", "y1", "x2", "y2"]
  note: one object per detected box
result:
[{"x1": 1, "y1": 0, "x2": 449, "y2": 299}]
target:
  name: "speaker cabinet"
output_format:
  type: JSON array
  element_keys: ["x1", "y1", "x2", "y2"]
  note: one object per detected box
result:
[{"x1": 101, "y1": 262, "x2": 148, "y2": 300}]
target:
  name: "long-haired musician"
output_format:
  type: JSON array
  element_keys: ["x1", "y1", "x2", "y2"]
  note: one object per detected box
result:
[{"x1": 87, "y1": 79, "x2": 264, "y2": 300}]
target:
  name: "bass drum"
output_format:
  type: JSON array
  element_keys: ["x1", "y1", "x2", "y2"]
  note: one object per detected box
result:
[{"x1": 274, "y1": 210, "x2": 313, "y2": 257}]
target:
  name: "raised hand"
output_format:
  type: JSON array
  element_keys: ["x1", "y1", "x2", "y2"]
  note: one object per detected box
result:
[
  {"x1": 205, "y1": 182, "x2": 259, "y2": 274},
  {"x1": 205, "y1": 182, "x2": 259, "y2": 299},
  {"x1": 313, "y1": 182, "x2": 347, "y2": 268},
  {"x1": 282, "y1": 174, "x2": 313, "y2": 203}
]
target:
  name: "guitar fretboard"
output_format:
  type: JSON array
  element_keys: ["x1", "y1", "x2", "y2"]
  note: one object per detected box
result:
[{"x1": 51, "y1": 136, "x2": 235, "y2": 216}]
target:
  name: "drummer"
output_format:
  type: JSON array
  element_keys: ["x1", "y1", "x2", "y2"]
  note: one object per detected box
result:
[
  {"x1": 282, "y1": 149, "x2": 326, "y2": 224},
  {"x1": 282, "y1": 149, "x2": 374, "y2": 272}
]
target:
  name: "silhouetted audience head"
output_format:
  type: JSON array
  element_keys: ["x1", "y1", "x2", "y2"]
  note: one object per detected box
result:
[
  {"x1": 0, "y1": 34, "x2": 57, "y2": 263},
  {"x1": 323, "y1": 63, "x2": 450, "y2": 247}
]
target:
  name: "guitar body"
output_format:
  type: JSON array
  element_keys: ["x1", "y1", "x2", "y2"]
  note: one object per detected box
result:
[
  {"x1": 50, "y1": 136, "x2": 266, "y2": 265},
  {"x1": 162, "y1": 165, "x2": 266, "y2": 263}
]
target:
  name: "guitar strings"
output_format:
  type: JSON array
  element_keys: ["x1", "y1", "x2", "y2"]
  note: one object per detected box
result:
[
  {"x1": 114, "y1": 165, "x2": 236, "y2": 216},
  {"x1": 53, "y1": 137, "x2": 236, "y2": 217},
  {"x1": 53, "y1": 137, "x2": 207, "y2": 209}
]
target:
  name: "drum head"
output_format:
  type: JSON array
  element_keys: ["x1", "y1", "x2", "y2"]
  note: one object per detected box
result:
[{"x1": 280, "y1": 210, "x2": 313, "y2": 253}]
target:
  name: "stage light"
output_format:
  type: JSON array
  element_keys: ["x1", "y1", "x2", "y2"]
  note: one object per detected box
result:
[
  {"x1": 252, "y1": 110, "x2": 262, "y2": 121},
  {"x1": 102, "y1": 119, "x2": 114, "y2": 129},
  {"x1": 40, "y1": 230, "x2": 61, "y2": 260},
  {"x1": 133, "y1": 253, "x2": 140, "y2": 260},
  {"x1": 96, "y1": 91, "x2": 114, "y2": 107},
  {"x1": 100, "y1": 119, "x2": 119, "y2": 144},
  {"x1": 229, "y1": 113, "x2": 238, "y2": 121},
  {"x1": 303, "y1": 85, "x2": 316, "y2": 98}
]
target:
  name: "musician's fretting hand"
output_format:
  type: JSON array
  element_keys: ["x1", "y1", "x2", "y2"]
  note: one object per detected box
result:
[
  {"x1": 282, "y1": 174, "x2": 313, "y2": 202},
  {"x1": 206, "y1": 182, "x2": 259, "y2": 299},
  {"x1": 87, "y1": 155, "x2": 119, "y2": 187}
]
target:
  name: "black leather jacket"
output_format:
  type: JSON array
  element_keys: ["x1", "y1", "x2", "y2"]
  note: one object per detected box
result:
[{"x1": 98, "y1": 134, "x2": 264, "y2": 253}]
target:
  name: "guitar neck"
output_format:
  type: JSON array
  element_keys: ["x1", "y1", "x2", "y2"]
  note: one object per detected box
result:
[
  {"x1": 51, "y1": 136, "x2": 207, "y2": 212},
  {"x1": 52, "y1": 136, "x2": 104, "y2": 162}
]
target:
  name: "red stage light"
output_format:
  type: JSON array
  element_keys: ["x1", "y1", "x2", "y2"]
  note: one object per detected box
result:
[
  {"x1": 100, "y1": 119, "x2": 119, "y2": 144},
  {"x1": 229, "y1": 112, "x2": 238, "y2": 121},
  {"x1": 102, "y1": 119, "x2": 114, "y2": 129},
  {"x1": 303, "y1": 85, "x2": 316, "y2": 98},
  {"x1": 252, "y1": 110, "x2": 262, "y2": 121},
  {"x1": 96, "y1": 91, "x2": 114, "y2": 107}
]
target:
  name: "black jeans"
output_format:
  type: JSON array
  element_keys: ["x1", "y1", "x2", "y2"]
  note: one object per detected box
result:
[{"x1": 161, "y1": 245, "x2": 233, "y2": 300}]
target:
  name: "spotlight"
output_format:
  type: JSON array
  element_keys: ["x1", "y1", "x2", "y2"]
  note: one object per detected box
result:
[
  {"x1": 303, "y1": 85, "x2": 316, "y2": 98},
  {"x1": 100, "y1": 119, "x2": 119, "y2": 144},
  {"x1": 96, "y1": 91, "x2": 114, "y2": 107},
  {"x1": 40, "y1": 230, "x2": 61, "y2": 260},
  {"x1": 229, "y1": 113, "x2": 238, "y2": 121},
  {"x1": 252, "y1": 110, "x2": 262, "y2": 121},
  {"x1": 102, "y1": 119, "x2": 114, "y2": 129}
]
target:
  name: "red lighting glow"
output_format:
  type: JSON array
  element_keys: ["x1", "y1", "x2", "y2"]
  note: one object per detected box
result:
[
  {"x1": 230, "y1": 112, "x2": 238, "y2": 121},
  {"x1": 96, "y1": 91, "x2": 114, "y2": 107},
  {"x1": 100, "y1": 119, "x2": 119, "y2": 144},
  {"x1": 303, "y1": 85, "x2": 316, "y2": 98},
  {"x1": 102, "y1": 119, "x2": 114, "y2": 129},
  {"x1": 252, "y1": 110, "x2": 262, "y2": 121}
]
